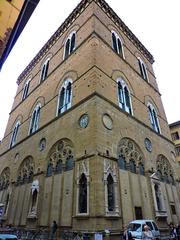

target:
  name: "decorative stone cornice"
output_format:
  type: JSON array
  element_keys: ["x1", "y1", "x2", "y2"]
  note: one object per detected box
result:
[{"x1": 17, "y1": 0, "x2": 154, "y2": 84}]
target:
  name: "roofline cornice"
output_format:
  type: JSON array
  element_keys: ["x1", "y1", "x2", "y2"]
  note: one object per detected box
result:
[
  {"x1": 17, "y1": 0, "x2": 154, "y2": 84},
  {"x1": 169, "y1": 120, "x2": 180, "y2": 128}
]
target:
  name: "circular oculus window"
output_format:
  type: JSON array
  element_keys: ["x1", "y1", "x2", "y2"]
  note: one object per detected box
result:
[
  {"x1": 102, "y1": 114, "x2": 113, "y2": 130},
  {"x1": 144, "y1": 138, "x2": 152, "y2": 152},
  {"x1": 79, "y1": 114, "x2": 89, "y2": 128}
]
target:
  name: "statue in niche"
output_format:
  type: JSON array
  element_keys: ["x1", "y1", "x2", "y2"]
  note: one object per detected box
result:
[
  {"x1": 154, "y1": 184, "x2": 162, "y2": 211},
  {"x1": 79, "y1": 173, "x2": 87, "y2": 213}
]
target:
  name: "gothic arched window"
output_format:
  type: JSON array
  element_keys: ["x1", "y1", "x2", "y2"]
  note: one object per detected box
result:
[
  {"x1": 157, "y1": 169, "x2": 163, "y2": 181},
  {"x1": 29, "y1": 103, "x2": 41, "y2": 135},
  {"x1": 55, "y1": 160, "x2": 63, "y2": 174},
  {"x1": 118, "y1": 155, "x2": 126, "y2": 170},
  {"x1": 65, "y1": 157, "x2": 74, "y2": 171},
  {"x1": 156, "y1": 155, "x2": 175, "y2": 185},
  {"x1": 46, "y1": 139, "x2": 74, "y2": 176},
  {"x1": 117, "y1": 138, "x2": 144, "y2": 176},
  {"x1": 47, "y1": 162, "x2": 53, "y2": 177},
  {"x1": 78, "y1": 173, "x2": 87, "y2": 213},
  {"x1": 139, "y1": 162, "x2": 145, "y2": 176},
  {"x1": 117, "y1": 78, "x2": 132, "y2": 115},
  {"x1": 17, "y1": 156, "x2": 34, "y2": 185},
  {"x1": 40, "y1": 58, "x2": 50, "y2": 82},
  {"x1": 168, "y1": 175, "x2": 175, "y2": 185},
  {"x1": 22, "y1": 79, "x2": 30, "y2": 100},
  {"x1": 57, "y1": 80, "x2": 72, "y2": 114},
  {"x1": 64, "y1": 32, "x2": 76, "y2": 59},
  {"x1": 147, "y1": 103, "x2": 161, "y2": 134},
  {"x1": 163, "y1": 172, "x2": 169, "y2": 183},
  {"x1": 138, "y1": 57, "x2": 148, "y2": 81},
  {"x1": 107, "y1": 174, "x2": 115, "y2": 212},
  {"x1": 10, "y1": 121, "x2": 20, "y2": 148},
  {"x1": 111, "y1": 31, "x2": 124, "y2": 58},
  {"x1": 129, "y1": 159, "x2": 136, "y2": 173},
  {"x1": 0, "y1": 168, "x2": 10, "y2": 190}
]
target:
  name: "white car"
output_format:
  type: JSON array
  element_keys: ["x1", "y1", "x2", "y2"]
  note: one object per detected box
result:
[
  {"x1": 0, "y1": 234, "x2": 17, "y2": 240},
  {"x1": 127, "y1": 219, "x2": 160, "y2": 240}
]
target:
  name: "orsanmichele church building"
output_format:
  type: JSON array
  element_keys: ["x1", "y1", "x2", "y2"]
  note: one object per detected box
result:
[{"x1": 0, "y1": 0, "x2": 179, "y2": 236}]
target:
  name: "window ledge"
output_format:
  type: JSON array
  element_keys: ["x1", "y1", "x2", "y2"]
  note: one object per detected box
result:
[
  {"x1": 27, "y1": 213, "x2": 38, "y2": 219},
  {"x1": 74, "y1": 214, "x2": 90, "y2": 219}
]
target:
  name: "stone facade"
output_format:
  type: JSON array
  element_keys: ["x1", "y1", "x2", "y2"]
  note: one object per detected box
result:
[
  {"x1": 0, "y1": 0, "x2": 179, "y2": 237},
  {"x1": 169, "y1": 121, "x2": 180, "y2": 177}
]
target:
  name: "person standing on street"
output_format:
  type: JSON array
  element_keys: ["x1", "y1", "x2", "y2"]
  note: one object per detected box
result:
[
  {"x1": 50, "y1": 220, "x2": 58, "y2": 240},
  {"x1": 142, "y1": 225, "x2": 154, "y2": 240},
  {"x1": 123, "y1": 226, "x2": 133, "y2": 240}
]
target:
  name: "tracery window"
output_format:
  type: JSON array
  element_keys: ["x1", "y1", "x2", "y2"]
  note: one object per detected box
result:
[
  {"x1": 138, "y1": 57, "x2": 148, "y2": 81},
  {"x1": 117, "y1": 78, "x2": 132, "y2": 115},
  {"x1": 107, "y1": 174, "x2": 115, "y2": 211},
  {"x1": 29, "y1": 103, "x2": 41, "y2": 135},
  {"x1": 0, "y1": 168, "x2": 10, "y2": 190},
  {"x1": 118, "y1": 154, "x2": 126, "y2": 170},
  {"x1": 104, "y1": 159, "x2": 119, "y2": 216},
  {"x1": 40, "y1": 58, "x2": 49, "y2": 82},
  {"x1": 78, "y1": 173, "x2": 87, "y2": 213},
  {"x1": 139, "y1": 162, "x2": 145, "y2": 176},
  {"x1": 17, "y1": 156, "x2": 34, "y2": 185},
  {"x1": 117, "y1": 138, "x2": 144, "y2": 175},
  {"x1": 129, "y1": 159, "x2": 136, "y2": 173},
  {"x1": 64, "y1": 32, "x2": 76, "y2": 59},
  {"x1": 156, "y1": 154, "x2": 175, "y2": 185},
  {"x1": 57, "y1": 79, "x2": 72, "y2": 114},
  {"x1": 10, "y1": 121, "x2": 20, "y2": 148},
  {"x1": 111, "y1": 31, "x2": 124, "y2": 58},
  {"x1": 157, "y1": 170, "x2": 163, "y2": 181},
  {"x1": 147, "y1": 103, "x2": 161, "y2": 134},
  {"x1": 46, "y1": 139, "x2": 74, "y2": 177},
  {"x1": 22, "y1": 79, "x2": 30, "y2": 100}
]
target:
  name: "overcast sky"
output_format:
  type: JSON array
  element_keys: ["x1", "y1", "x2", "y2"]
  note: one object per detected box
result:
[{"x1": 0, "y1": 0, "x2": 179, "y2": 140}]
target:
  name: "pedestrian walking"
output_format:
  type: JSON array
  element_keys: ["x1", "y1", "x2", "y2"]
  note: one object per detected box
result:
[
  {"x1": 176, "y1": 224, "x2": 180, "y2": 240},
  {"x1": 123, "y1": 226, "x2": 133, "y2": 240},
  {"x1": 50, "y1": 220, "x2": 58, "y2": 240},
  {"x1": 142, "y1": 225, "x2": 154, "y2": 240},
  {"x1": 170, "y1": 223, "x2": 177, "y2": 240}
]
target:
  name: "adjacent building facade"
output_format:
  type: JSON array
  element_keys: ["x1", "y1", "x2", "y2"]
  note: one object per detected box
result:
[
  {"x1": 0, "y1": 0, "x2": 24, "y2": 57},
  {"x1": 169, "y1": 121, "x2": 180, "y2": 176},
  {"x1": 0, "y1": 0, "x2": 179, "y2": 236},
  {"x1": 0, "y1": 0, "x2": 39, "y2": 70}
]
